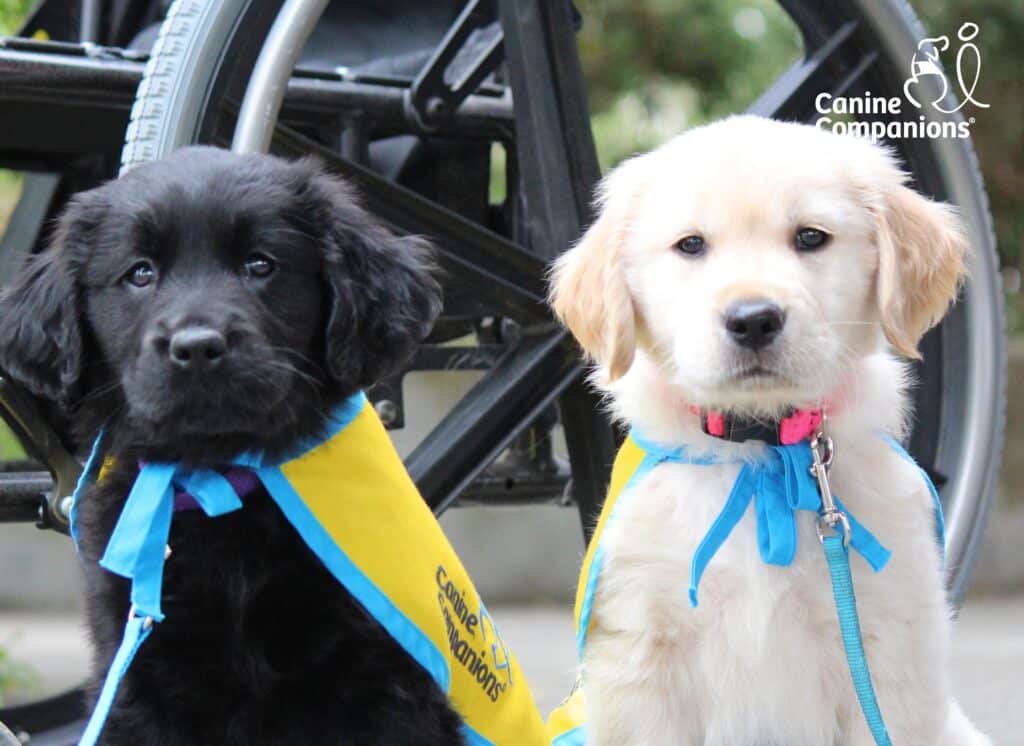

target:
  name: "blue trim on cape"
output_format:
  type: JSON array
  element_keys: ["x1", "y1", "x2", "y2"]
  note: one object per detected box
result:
[
  {"x1": 575, "y1": 450, "x2": 659, "y2": 661},
  {"x1": 69, "y1": 427, "x2": 107, "y2": 551},
  {"x1": 883, "y1": 435, "x2": 946, "y2": 562},
  {"x1": 552, "y1": 725, "x2": 586, "y2": 746}
]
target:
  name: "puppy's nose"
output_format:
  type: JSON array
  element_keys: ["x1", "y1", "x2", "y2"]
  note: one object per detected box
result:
[
  {"x1": 724, "y1": 300, "x2": 785, "y2": 351},
  {"x1": 168, "y1": 327, "x2": 227, "y2": 370}
]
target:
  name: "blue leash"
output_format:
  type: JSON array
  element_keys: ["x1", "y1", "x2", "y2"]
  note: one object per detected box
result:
[
  {"x1": 815, "y1": 433, "x2": 946, "y2": 746},
  {"x1": 822, "y1": 534, "x2": 891, "y2": 745},
  {"x1": 78, "y1": 612, "x2": 153, "y2": 746},
  {"x1": 808, "y1": 429, "x2": 892, "y2": 746},
  {"x1": 75, "y1": 463, "x2": 246, "y2": 746}
]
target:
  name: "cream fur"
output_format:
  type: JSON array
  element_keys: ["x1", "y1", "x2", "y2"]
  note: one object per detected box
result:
[{"x1": 553, "y1": 117, "x2": 988, "y2": 745}]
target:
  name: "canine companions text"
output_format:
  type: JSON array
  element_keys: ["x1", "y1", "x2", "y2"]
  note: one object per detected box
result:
[
  {"x1": 0, "y1": 148, "x2": 473, "y2": 745},
  {"x1": 549, "y1": 117, "x2": 990, "y2": 745}
]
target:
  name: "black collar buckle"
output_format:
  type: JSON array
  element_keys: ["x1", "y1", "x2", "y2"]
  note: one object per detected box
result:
[{"x1": 700, "y1": 410, "x2": 793, "y2": 446}]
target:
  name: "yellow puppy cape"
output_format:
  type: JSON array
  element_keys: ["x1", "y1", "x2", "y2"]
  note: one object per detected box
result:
[
  {"x1": 546, "y1": 436, "x2": 647, "y2": 745},
  {"x1": 70, "y1": 393, "x2": 549, "y2": 746}
]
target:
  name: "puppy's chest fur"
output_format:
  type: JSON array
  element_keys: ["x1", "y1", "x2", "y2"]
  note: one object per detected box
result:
[
  {"x1": 76, "y1": 459, "x2": 465, "y2": 746},
  {"x1": 587, "y1": 440, "x2": 947, "y2": 744}
]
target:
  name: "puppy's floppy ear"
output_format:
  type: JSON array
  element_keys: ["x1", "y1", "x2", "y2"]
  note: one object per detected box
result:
[
  {"x1": 549, "y1": 156, "x2": 647, "y2": 381},
  {"x1": 292, "y1": 160, "x2": 442, "y2": 387},
  {"x1": 0, "y1": 194, "x2": 98, "y2": 401},
  {"x1": 873, "y1": 179, "x2": 969, "y2": 359}
]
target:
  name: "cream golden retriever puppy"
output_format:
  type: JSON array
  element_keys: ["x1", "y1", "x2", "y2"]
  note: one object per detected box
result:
[{"x1": 551, "y1": 116, "x2": 990, "y2": 745}]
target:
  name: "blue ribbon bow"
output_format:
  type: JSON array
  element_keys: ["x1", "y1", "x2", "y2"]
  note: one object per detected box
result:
[
  {"x1": 631, "y1": 433, "x2": 891, "y2": 607},
  {"x1": 99, "y1": 465, "x2": 248, "y2": 621}
]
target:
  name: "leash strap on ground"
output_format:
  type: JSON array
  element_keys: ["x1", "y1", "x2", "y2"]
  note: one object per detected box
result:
[
  {"x1": 822, "y1": 534, "x2": 892, "y2": 746},
  {"x1": 78, "y1": 612, "x2": 154, "y2": 746}
]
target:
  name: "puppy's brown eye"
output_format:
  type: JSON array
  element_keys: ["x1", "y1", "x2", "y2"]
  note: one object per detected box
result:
[
  {"x1": 795, "y1": 228, "x2": 830, "y2": 252},
  {"x1": 675, "y1": 235, "x2": 706, "y2": 257},
  {"x1": 124, "y1": 261, "x2": 155, "y2": 288},
  {"x1": 244, "y1": 253, "x2": 276, "y2": 279}
]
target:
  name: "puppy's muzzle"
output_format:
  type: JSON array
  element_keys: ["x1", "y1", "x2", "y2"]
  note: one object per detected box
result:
[{"x1": 724, "y1": 299, "x2": 786, "y2": 351}]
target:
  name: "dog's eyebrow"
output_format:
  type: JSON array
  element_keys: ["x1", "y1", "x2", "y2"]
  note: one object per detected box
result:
[
  {"x1": 129, "y1": 203, "x2": 182, "y2": 253},
  {"x1": 787, "y1": 192, "x2": 855, "y2": 229}
]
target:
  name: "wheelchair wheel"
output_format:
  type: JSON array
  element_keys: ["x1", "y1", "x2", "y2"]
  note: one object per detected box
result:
[
  {"x1": 119, "y1": 0, "x2": 1003, "y2": 607},
  {"x1": 0, "y1": 720, "x2": 19, "y2": 746},
  {"x1": 123, "y1": 0, "x2": 622, "y2": 533}
]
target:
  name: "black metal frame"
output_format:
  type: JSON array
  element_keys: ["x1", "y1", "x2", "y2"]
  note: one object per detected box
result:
[
  {"x1": 0, "y1": 37, "x2": 512, "y2": 169},
  {"x1": 0, "y1": 0, "x2": 619, "y2": 538},
  {"x1": 0, "y1": 0, "x2": 977, "y2": 535}
]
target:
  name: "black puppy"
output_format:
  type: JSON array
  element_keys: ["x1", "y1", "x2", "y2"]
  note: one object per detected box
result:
[{"x1": 0, "y1": 147, "x2": 463, "y2": 745}]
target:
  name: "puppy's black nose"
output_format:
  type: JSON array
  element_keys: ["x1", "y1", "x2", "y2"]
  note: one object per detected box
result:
[
  {"x1": 724, "y1": 300, "x2": 785, "y2": 351},
  {"x1": 168, "y1": 327, "x2": 227, "y2": 370}
]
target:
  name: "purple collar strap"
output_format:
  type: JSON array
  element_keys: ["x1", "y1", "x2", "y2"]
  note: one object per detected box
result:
[{"x1": 170, "y1": 467, "x2": 261, "y2": 512}]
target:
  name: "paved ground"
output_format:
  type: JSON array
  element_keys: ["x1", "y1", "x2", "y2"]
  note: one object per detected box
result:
[
  {"x1": 498, "y1": 596, "x2": 1023, "y2": 743},
  {"x1": 1, "y1": 595, "x2": 1020, "y2": 743}
]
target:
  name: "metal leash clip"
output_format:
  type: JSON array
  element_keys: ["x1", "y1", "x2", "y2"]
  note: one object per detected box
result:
[
  {"x1": 127, "y1": 603, "x2": 155, "y2": 631},
  {"x1": 809, "y1": 417, "x2": 850, "y2": 546}
]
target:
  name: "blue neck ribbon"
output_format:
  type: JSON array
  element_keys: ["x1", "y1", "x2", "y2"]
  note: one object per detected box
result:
[
  {"x1": 70, "y1": 392, "x2": 368, "y2": 625},
  {"x1": 99, "y1": 465, "x2": 246, "y2": 621},
  {"x1": 630, "y1": 432, "x2": 892, "y2": 607},
  {"x1": 69, "y1": 393, "x2": 370, "y2": 746}
]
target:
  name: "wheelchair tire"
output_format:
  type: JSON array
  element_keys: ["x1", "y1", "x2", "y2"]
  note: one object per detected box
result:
[{"x1": 120, "y1": 0, "x2": 1005, "y2": 605}]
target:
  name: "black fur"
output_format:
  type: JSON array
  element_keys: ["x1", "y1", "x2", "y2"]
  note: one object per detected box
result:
[{"x1": 0, "y1": 147, "x2": 460, "y2": 745}]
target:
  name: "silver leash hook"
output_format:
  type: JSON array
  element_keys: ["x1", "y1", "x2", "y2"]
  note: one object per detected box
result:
[{"x1": 810, "y1": 420, "x2": 850, "y2": 547}]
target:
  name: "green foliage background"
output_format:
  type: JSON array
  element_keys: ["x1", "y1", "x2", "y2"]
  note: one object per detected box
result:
[
  {"x1": 577, "y1": 0, "x2": 801, "y2": 168},
  {"x1": 0, "y1": 0, "x2": 29, "y2": 33},
  {"x1": 916, "y1": 1, "x2": 1024, "y2": 275},
  {"x1": 574, "y1": 0, "x2": 1022, "y2": 276}
]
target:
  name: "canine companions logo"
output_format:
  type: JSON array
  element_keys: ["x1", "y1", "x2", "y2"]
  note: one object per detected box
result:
[
  {"x1": 436, "y1": 564, "x2": 514, "y2": 702},
  {"x1": 816, "y1": 22, "x2": 988, "y2": 142}
]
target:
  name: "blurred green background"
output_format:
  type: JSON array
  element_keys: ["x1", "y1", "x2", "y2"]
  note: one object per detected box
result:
[{"x1": 573, "y1": 0, "x2": 1021, "y2": 279}]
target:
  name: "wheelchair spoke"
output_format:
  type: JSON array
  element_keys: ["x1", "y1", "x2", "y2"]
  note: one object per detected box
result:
[
  {"x1": 0, "y1": 173, "x2": 62, "y2": 287},
  {"x1": 408, "y1": 0, "x2": 504, "y2": 129},
  {"x1": 405, "y1": 328, "x2": 581, "y2": 514},
  {"x1": 268, "y1": 124, "x2": 550, "y2": 323},
  {"x1": 558, "y1": 379, "x2": 622, "y2": 541},
  {"x1": 747, "y1": 20, "x2": 874, "y2": 122},
  {"x1": 0, "y1": 377, "x2": 79, "y2": 531},
  {"x1": 498, "y1": 0, "x2": 600, "y2": 258},
  {"x1": 499, "y1": 0, "x2": 617, "y2": 528}
]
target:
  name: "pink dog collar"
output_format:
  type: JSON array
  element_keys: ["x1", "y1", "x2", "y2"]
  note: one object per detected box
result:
[{"x1": 692, "y1": 406, "x2": 825, "y2": 446}]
